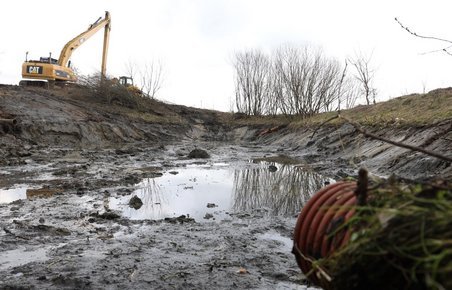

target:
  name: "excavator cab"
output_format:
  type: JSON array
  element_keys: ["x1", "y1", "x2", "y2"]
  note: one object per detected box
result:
[
  {"x1": 118, "y1": 76, "x2": 134, "y2": 87},
  {"x1": 118, "y1": 76, "x2": 142, "y2": 96}
]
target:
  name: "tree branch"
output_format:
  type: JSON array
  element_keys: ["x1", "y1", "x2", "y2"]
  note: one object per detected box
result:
[
  {"x1": 395, "y1": 17, "x2": 452, "y2": 44},
  {"x1": 420, "y1": 45, "x2": 452, "y2": 56},
  {"x1": 310, "y1": 115, "x2": 339, "y2": 139},
  {"x1": 395, "y1": 17, "x2": 452, "y2": 56}
]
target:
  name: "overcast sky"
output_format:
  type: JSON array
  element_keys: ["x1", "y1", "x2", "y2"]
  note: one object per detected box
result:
[{"x1": 1, "y1": 0, "x2": 451, "y2": 111}]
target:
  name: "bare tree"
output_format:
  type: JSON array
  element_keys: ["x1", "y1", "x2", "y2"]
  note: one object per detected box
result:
[
  {"x1": 271, "y1": 45, "x2": 307, "y2": 115},
  {"x1": 266, "y1": 60, "x2": 285, "y2": 115},
  {"x1": 232, "y1": 49, "x2": 271, "y2": 115},
  {"x1": 123, "y1": 60, "x2": 163, "y2": 99},
  {"x1": 348, "y1": 52, "x2": 377, "y2": 105},
  {"x1": 335, "y1": 60, "x2": 348, "y2": 112},
  {"x1": 124, "y1": 60, "x2": 138, "y2": 81},
  {"x1": 232, "y1": 45, "x2": 359, "y2": 116},
  {"x1": 272, "y1": 45, "x2": 345, "y2": 117},
  {"x1": 339, "y1": 76, "x2": 360, "y2": 109},
  {"x1": 139, "y1": 61, "x2": 163, "y2": 99}
]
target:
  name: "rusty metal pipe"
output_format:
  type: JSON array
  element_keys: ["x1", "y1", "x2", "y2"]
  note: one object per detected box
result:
[{"x1": 0, "y1": 118, "x2": 17, "y2": 126}]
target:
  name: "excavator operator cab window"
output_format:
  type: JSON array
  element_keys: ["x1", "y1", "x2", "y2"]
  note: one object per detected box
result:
[
  {"x1": 39, "y1": 57, "x2": 58, "y2": 64},
  {"x1": 119, "y1": 76, "x2": 134, "y2": 87}
]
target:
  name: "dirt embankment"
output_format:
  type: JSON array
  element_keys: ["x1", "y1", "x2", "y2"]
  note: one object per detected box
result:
[
  {"x1": 0, "y1": 85, "x2": 228, "y2": 152},
  {"x1": 1, "y1": 84, "x2": 451, "y2": 180},
  {"x1": 242, "y1": 120, "x2": 452, "y2": 181}
]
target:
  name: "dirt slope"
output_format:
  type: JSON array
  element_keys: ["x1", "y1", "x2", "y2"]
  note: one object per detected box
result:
[
  {"x1": 244, "y1": 120, "x2": 451, "y2": 180},
  {"x1": 228, "y1": 88, "x2": 452, "y2": 180},
  {"x1": 1, "y1": 84, "x2": 451, "y2": 180},
  {"x1": 0, "y1": 85, "x2": 228, "y2": 150}
]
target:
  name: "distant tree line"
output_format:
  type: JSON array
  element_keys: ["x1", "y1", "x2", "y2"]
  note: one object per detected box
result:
[{"x1": 232, "y1": 45, "x2": 375, "y2": 116}]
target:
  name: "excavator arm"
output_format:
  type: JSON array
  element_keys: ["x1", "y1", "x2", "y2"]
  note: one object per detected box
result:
[
  {"x1": 57, "y1": 11, "x2": 111, "y2": 77},
  {"x1": 21, "y1": 11, "x2": 111, "y2": 86}
]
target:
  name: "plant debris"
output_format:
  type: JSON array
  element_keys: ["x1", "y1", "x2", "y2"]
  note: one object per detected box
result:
[{"x1": 314, "y1": 179, "x2": 452, "y2": 290}]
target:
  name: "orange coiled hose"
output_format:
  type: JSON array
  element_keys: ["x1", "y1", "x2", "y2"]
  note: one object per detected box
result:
[{"x1": 293, "y1": 181, "x2": 357, "y2": 287}]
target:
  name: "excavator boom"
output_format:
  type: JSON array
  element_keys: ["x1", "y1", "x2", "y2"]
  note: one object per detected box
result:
[
  {"x1": 58, "y1": 11, "x2": 111, "y2": 76},
  {"x1": 21, "y1": 11, "x2": 111, "y2": 85}
]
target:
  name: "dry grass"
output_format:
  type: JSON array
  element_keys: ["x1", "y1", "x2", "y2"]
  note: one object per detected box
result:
[
  {"x1": 293, "y1": 88, "x2": 452, "y2": 128},
  {"x1": 53, "y1": 83, "x2": 452, "y2": 128},
  {"x1": 228, "y1": 88, "x2": 452, "y2": 128},
  {"x1": 230, "y1": 114, "x2": 296, "y2": 126},
  {"x1": 61, "y1": 82, "x2": 190, "y2": 125}
]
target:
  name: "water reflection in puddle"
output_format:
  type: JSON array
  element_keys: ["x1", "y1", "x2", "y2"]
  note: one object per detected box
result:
[
  {"x1": 111, "y1": 162, "x2": 330, "y2": 221},
  {"x1": 0, "y1": 187, "x2": 59, "y2": 203},
  {"x1": 0, "y1": 187, "x2": 28, "y2": 204}
]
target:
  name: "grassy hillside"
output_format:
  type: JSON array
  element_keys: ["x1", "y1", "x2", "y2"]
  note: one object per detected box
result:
[{"x1": 232, "y1": 88, "x2": 452, "y2": 128}]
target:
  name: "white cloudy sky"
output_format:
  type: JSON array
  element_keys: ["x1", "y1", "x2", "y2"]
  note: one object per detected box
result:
[{"x1": 1, "y1": 0, "x2": 451, "y2": 111}]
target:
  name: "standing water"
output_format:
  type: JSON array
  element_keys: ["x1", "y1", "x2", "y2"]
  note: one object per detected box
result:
[
  {"x1": 110, "y1": 162, "x2": 331, "y2": 221},
  {"x1": 0, "y1": 187, "x2": 28, "y2": 204}
]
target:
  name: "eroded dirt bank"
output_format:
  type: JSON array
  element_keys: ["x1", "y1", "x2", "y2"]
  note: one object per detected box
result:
[
  {"x1": 1, "y1": 85, "x2": 450, "y2": 181},
  {"x1": 0, "y1": 85, "x2": 450, "y2": 289},
  {"x1": 248, "y1": 120, "x2": 451, "y2": 181}
]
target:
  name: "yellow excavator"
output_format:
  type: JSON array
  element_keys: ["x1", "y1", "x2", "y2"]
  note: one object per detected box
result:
[
  {"x1": 20, "y1": 11, "x2": 111, "y2": 88},
  {"x1": 117, "y1": 76, "x2": 142, "y2": 96}
]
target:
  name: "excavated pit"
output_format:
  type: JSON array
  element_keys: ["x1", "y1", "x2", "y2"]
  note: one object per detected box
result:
[{"x1": 0, "y1": 85, "x2": 450, "y2": 289}]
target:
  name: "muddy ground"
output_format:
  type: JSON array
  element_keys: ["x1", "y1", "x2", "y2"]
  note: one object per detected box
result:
[{"x1": 0, "y1": 85, "x2": 450, "y2": 289}]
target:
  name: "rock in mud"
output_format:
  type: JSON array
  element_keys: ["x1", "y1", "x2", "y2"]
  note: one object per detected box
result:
[
  {"x1": 129, "y1": 195, "x2": 143, "y2": 209},
  {"x1": 91, "y1": 211, "x2": 121, "y2": 220},
  {"x1": 123, "y1": 174, "x2": 141, "y2": 184},
  {"x1": 268, "y1": 165, "x2": 278, "y2": 172},
  {"x1": 164, "y1": 215, "x2": 195, "y2": 224},
  {"x1": 204, "y1": 213, "x2": 214, "y2": 219},
  {"x1": 33, "y1": 224, "x2": 71, "y2": 236},
  {"x1": 188, "y1": 148, "x2": 210, "y2": 159}
]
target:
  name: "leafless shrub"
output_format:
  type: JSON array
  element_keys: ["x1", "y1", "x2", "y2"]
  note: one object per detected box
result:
[
  {"x1": 232, "y1": 50, "x2": 271, "y2": 116},
  {"x1": 140, "y1": 61, "x2": 163, "y2": 99},
  {"x1": 232, "y1": 45, "x2": 352, "y2": 117},
  {"x1": 348, "y1": 52, "x2": 377, "y2": 105},
  {"x1": 124, "y1": 60, "x2": 164, "y2": 99},
  {"x1": 274, "y1": 45, "x2": 347, "y2": 117},
  {"x1": 124, "y1": 60, "x2": 138, "y2": 81},
  {"x1": 76, "y1": 73, "x2": 138, "y2": 108},
  {"x1": 340, "y1": 77, "x2": 361, "y2": 109}
]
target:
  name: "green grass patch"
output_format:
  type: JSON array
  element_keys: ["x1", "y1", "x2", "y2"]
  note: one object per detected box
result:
[{"x1": 316, "y1": 179, "x2": 452, "y2": 290}]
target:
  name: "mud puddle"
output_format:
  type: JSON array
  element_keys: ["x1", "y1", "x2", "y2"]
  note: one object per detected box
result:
[
  {"x1": 110, "y1": 161, "x2": 331, "y2": 222},
  {"x1": 0, "y1": 186, "x2": 59, "y2": 203},
  {"x1": 0, "y1": 146, "x2": 329, "y2": 289},
  {"x1": 0, "y1": 246, "x2": 49, "y2": 270},
  {"x1": 0, "y1": 186, "x2": 28, "y2": 203}
]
